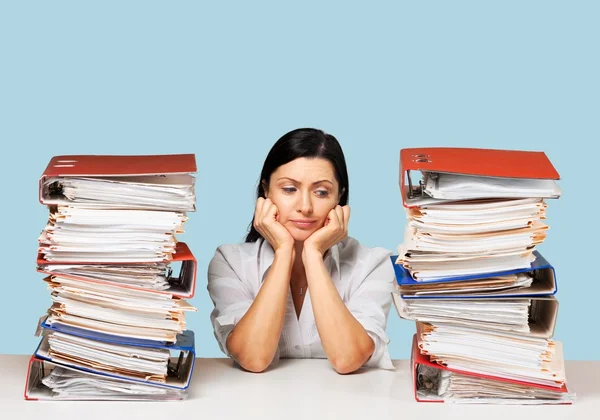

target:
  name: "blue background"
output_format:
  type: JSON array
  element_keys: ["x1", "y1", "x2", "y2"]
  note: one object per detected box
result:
[{"x1": 1, "y1": 1, "x2": 598, "y2": 360}]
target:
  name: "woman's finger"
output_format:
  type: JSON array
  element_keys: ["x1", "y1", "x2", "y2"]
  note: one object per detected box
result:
[
  {"x1": 266, "y1": 200, "x2": 278, "y2": 223},
  {"x1": 330, "y1": 206, "x2": 342, "y2": 229},
  {"x1": 335, "y1": 205, "x2": 344, "y2": 221},
  {"x1": 254, "y1": 198, "x2": 265, "y2": 228},
  {"x1": 342, "y1": 205, "x2": 350, "y2": 230},
  {"x1": 261, "y1": 199, "x2": 273, "y2": 222},
  {"x1": 255, "y1": 197, "x2": 265, "y2": 218},
  {"x1": 335, "y1": 206, "x2": 346, "y2": 238}
]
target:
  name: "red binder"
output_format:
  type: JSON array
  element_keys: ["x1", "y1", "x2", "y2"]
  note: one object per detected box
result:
[
  {"x1": 24, "y1": 356, "x2": 50, "y2": 401},
  {"x1": 36, "y1": 242, "x2": 198, "y2": 298},
  {"x1": 39, "y1": 153, "x2": 197, "y2": 204},
  {"x1": 399, "y1": 147, "x2": 560, "y2": 208},
  {"x1": 410, "y1": 334, "x2": 571, "y2": 403}
]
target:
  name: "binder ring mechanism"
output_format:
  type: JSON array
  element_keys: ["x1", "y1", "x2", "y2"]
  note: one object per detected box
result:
[
  {"x1": 167, "y1": 352, "x2": 185, "y2": 380},
  {"x1": 412, "y1": 154, "x2": 431, "y2": 164},
  {"x1": 407, "y1": 154, "x2": 431, "y2": 199},
  {"x1": 53, "y1": 159, "x2": 78, "y2": 168}
]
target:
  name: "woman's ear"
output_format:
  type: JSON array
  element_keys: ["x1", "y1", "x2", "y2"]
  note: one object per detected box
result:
[{"x1": 338, "y1": 187, "x2": 346, "y2": 203}]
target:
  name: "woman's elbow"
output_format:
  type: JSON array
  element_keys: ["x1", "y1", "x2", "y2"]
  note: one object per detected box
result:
[
  {"x1": 330, "y1": 353, "x2": 370, "y2": 375},
  {"x1": 238, "y1": 356, "x2": 272, "y2": 373},
  {"x1": 230, "y1": 349, "x2": 273, "y2": 373},
  {"x1": 331, "y1": 353, "x2": 372, "y2": 374},
  {"x1": 331, "y1": 359, "x2": 358, "y2": 374},
  {"x1": 331, "y1": 340, "x2": 375, "y2": 374},
  {"x1": 227, "y1": 337, "x2": 274, "y2": 373}
]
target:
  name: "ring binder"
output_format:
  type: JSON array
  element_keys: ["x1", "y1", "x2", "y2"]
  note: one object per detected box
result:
[
  {"x1": 409, "y1": 335, "x2": 572, "y2": 403},
  {"x1": 33, "y1": 325, "x2": 196, "y2": 390},
  {"x1": 391, "y1": 250, "x2": 558, "y2": 299},
  {"x1": 399, "y1": 147, "x2": 561, "y2": 207},
  {"x1": 37, "y1": 242, "x2": 198, "y2": 298}
]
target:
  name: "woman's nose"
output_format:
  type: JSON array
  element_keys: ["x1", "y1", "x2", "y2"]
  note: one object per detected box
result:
[{"x1": 298, "y1": 191, "x2": 313, "y2": 214}]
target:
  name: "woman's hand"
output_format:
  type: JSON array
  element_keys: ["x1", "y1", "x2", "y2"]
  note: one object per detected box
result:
[
  {"x1": 303, "y1": 205, "x2": 350, "y2": 257},
  {"x1": 253, "y1": 197, "x2": 295, "y2": 254}
]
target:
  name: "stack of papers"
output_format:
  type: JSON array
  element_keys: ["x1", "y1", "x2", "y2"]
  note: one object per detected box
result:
[
  {"x1": 394, "y1": 147, "x2": 573, "y2": 404},
  {"x1": 39, "y1": 263, "x2": 172, "y2": 291},
  {"x1": 397, "y1": 197, "x2": 548, "y2": 280},
  {"x1": 44, "y1": 276, "x2": 196, "y2": 341},
  {"x1": 41, "y1": 174, "x2": 196, "y2": 211},
  {"x1": 416, "y1": 362, "x2": 573, "y2": 404},
  {"x1": 396, "y1": 298, "x2": 532, "y2": 333},
  {"x1": 38, "y1": 207, "x2": 188, "y2": 262},
  {"x1": 416, "y1": 323, "x2": 564, "y2": 386},
  {"x1": 423, "y1": 172, "x2": 562, "y2": 200},
  {"x1": 398, "y1": 273, "x2": 534, "y2": 297},
  {"x1": 41, "y1": 365, "x2": 186, "y2": 401},
  {"x1": 46, "y1": 332, "x2": 172, "y2": 382},
  {"x1": 26, "y1": 154, "x2": 198, "y2": 401}
]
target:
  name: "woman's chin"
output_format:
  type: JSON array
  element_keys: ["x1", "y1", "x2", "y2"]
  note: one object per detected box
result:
[{"x1": 289, "y1": 227, "x2": 318, "y2": 242}]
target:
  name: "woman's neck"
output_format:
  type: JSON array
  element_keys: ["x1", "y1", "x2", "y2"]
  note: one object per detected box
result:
[{"x1": 292, "y1": 241, "x2": 305, "y2": 277}]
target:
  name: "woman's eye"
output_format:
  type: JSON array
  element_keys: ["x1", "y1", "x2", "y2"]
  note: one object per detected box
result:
[
  {"x1": 282, "y1": 187, "x2": 296, "y2": 194},
  {"x1": 315, "y1": 189, "x2": 329, "y2": 197}
]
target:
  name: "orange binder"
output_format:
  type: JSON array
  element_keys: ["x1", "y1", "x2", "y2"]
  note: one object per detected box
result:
[
  {"x1": 410, "y1": 334, "x2": 571, "y2": 404},
  {"x1": 38, "y1": 153, "x2": 197, "y2": 204},
  {"x1": 36, "y1": 242, "x2": 198, "y2": 298},
  {"x1": 399, "y1": 147, "x2": 560, "y2": 208}
]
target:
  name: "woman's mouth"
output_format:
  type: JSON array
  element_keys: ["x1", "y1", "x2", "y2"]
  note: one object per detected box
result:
[{"x1": 289, "y1": 219, "x2": 317, "y2": 229}]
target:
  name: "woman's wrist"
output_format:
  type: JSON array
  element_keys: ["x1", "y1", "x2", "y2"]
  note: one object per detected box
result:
[
  {"x1": 274, "y1": 245, "x2": 295, "y2": 263},
  {"x1": 302, "y1": 245, "x2": 324, "y2": 264}
]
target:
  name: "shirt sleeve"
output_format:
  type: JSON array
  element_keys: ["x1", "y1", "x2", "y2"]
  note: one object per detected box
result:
[
  {"x1": 206, "y1": 245, "x2": 281, "y2": 367},
  {"x1": 207, "y1": 245, "x2": 254, "y2": 358},
  {"x1": 345, "y1": 247, "x2": 396, "y2": 370}
]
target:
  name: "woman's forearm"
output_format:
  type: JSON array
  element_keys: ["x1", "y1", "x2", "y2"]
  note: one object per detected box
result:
[
  {"x1": 226, "y1": 248, "x2": 293, "y2": 372},
  {"x1": 303, "y1": 248, "x2": 374, "y2": 374}
]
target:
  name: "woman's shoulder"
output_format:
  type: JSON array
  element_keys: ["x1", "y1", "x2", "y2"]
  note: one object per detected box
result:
[
  {"x1": 335, "y1": 238, "x2": 395, "y2": 288},
  {"x1": 211, "y1": 239, "x2": 263, "y2": 263},
  {"x1": 207, "y1": 240, "x2": 265, "y2": 282},
  {"x1": 336, "y1": 237, "x2": 393, "y2": 268}
]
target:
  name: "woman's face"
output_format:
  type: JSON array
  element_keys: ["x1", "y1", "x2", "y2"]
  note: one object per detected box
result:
[{"x1": 265, "y1": 157, "x2": 341, "y2": 242}]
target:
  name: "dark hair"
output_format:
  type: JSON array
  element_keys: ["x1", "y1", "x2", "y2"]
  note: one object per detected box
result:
[{"x1": 245, "y1": 128, "x2": 350, "y2": 242}]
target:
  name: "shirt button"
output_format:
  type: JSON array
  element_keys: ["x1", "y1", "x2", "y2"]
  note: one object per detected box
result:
[{"x1": 294, "y1": 345, "x2": 301, "y2": 350}]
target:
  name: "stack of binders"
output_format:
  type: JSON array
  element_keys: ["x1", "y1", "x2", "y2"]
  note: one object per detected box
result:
[
  {"x1": 25, "y1": 154, "x2": 199, "y2": 401},
  {"x1": 392, "y1": 147, "x2": 575, "y2": 404}
]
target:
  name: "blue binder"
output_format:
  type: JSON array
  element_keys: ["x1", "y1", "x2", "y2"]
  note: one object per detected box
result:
[
  {"x1": 39, "y1": 317, "x2": 193, "y2": 349},
  {"x1": 391, "y1": 250, "x2": 557, "y2": 299},
  {"x1": 34, "y1": 321, "x2": 195, "y2": 390}
]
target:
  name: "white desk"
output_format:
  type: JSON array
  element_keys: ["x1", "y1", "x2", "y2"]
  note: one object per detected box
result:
[{"x1": 1, "y1": 356, "x2": 598, "y2": 419}]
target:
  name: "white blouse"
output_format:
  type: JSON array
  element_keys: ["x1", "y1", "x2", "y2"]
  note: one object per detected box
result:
[{"x1": 207, "y1": 237, "x2": 396, "y2": 370}]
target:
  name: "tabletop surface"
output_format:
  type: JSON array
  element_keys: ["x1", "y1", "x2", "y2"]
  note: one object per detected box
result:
[{"x1": 2, "y1": 356, "x2": 598, "y2": 419}]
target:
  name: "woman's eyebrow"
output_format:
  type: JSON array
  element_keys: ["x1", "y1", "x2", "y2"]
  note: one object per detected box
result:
[
  {"x1": 276, "y1": 177, "x2": 299, "y2": 184},
  {"x1": 312, "y1": 179, "x2": 334, "y2": 186},
  {"x1": 276, "y1": 177, "x2": 333, "y2": 186}
]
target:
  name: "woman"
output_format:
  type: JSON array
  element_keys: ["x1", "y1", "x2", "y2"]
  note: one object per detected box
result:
[{"x1": 207, "y1": 128, "x2": 396, "y2": 374}]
